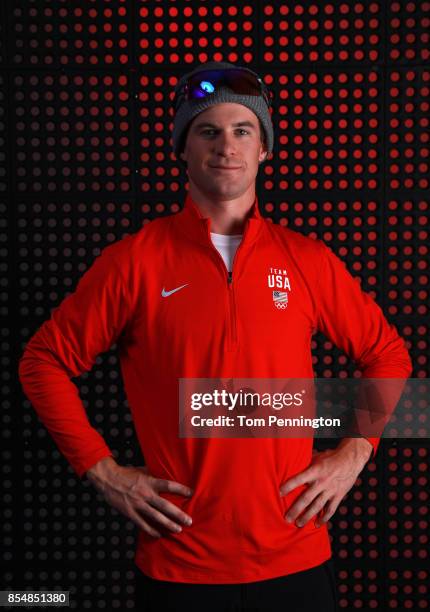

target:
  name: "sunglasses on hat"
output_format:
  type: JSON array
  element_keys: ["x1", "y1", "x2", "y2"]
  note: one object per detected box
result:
[{"x1": 174, "y1": 67, "x2": 273, "y2": 112}]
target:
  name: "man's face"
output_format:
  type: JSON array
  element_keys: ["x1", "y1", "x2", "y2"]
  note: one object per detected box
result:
[{"x1": 180, "y1": 103, "x2": 268, "y2": 200}]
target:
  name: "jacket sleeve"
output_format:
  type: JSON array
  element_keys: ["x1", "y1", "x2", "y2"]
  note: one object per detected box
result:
[
  {"x1": 314, "y1": 241, "x2": 413, "y2": 460},
  {"x1": 18, "y1": 240, "x2": 136, "y2": 479}
]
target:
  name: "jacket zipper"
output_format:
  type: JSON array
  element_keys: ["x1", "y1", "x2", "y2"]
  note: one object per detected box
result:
[
  {"x1": 227, "y1": 271, "x2": 237, "y2": 346},
  {"x1": 208, "y1": 222, "x2": 250, "y2": 350},
  {"x1": 227, "y1": 265, "x2": 238, "y2": 348}
]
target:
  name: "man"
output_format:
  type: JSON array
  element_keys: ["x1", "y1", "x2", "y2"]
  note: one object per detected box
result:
[{"x1": 18, "y1": 62, "x2": 412, "y2": 611}]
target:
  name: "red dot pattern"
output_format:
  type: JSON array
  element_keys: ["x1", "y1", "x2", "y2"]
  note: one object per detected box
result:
[{"x1": 6, "y1": 2, "x2": 429, "y2": 610}]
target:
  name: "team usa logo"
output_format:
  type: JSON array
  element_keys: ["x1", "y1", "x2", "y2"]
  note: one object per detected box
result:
[{"x1": 267, "y1": 267, "x2": 291, "y2": 310}]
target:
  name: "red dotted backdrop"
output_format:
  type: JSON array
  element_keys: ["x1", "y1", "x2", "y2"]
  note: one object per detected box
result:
[{"x1": 4, "y1": 1, "x2": 429, "y2": 609}]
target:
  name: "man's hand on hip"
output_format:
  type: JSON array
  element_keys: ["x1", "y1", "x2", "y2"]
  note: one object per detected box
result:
[
  {"x1": 86, "y1": 457, "x2": 193, "y2": 538},
  {"x1": 279, "y1": 439, "x2": 372, "y2": 529}
]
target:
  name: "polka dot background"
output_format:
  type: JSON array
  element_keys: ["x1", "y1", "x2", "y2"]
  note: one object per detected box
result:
[{"x1": 3, "y1": 0, "x2": 429, "y2": 609}]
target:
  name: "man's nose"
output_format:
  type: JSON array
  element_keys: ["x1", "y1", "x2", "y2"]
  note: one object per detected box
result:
[{"x1": 212, "y1": 133, "x2": 239, "y2": 155}]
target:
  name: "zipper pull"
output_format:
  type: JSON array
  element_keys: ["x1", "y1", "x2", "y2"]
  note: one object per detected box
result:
[{"x1": 228, "y1": 271, "x2": 233, "y2": 284}]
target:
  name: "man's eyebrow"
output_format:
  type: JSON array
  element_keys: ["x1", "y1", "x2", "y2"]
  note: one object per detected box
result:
[{"x1": 193, "y1": 121, "x2": 256, "y2": 131}]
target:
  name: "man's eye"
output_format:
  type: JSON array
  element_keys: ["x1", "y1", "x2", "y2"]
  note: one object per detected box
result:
[{"x1": 201, "y1": 129, "x2": 249, "y2": 135}]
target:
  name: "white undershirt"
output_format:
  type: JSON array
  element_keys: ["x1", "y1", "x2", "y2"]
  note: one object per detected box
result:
[{"x1": 210, "y1": 232, "x2": 243, "y2": 273}]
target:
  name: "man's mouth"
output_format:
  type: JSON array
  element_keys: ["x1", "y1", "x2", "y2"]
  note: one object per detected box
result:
[{"x1": 209, "y1": 166, "x2": 242, "y2": 170}]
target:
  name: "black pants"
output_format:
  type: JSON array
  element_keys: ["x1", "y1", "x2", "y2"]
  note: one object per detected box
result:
[{"x1": 134, "y1": 558, "x2": 338, "y2": 611}]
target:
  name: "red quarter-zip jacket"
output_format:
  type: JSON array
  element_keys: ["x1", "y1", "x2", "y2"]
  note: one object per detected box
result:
[{"x1": 18, "y1": 191, "x2": 412, "y2": 583}]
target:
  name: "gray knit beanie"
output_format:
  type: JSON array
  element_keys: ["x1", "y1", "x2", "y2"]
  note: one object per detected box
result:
[{"x1": 172, "y1": 61, "x2": 274, "y2": 167}]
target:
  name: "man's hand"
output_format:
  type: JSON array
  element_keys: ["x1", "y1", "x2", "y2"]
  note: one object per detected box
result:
[
  {"x1": 279, "y1": 438, "x2": 373, "y2": 529},
  {"x1": 86, "y1": 457, "x2": 194, "y2": 538}
]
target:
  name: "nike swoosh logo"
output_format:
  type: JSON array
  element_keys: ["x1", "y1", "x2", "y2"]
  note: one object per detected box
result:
[{"x1": 161, "y1": 283, "x2": 188, "y2": 297}]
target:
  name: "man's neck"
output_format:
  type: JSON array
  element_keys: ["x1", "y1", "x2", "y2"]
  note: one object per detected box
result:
[{"x1": 188, "y1": 184, "x2": 256, "y2": 235}]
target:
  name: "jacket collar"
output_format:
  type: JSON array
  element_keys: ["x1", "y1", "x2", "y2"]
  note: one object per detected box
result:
[{"x1": 175, "y1": 190, "x2": 263, "y2": 248}]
